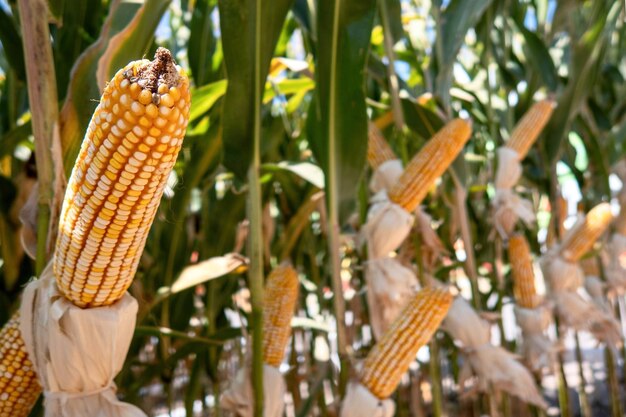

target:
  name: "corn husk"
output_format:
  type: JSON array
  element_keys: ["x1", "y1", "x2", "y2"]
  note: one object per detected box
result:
[
  {"x1": 370, "y1": 159, "x2": 404, "y2": 194},
  {"x1": 442, "y1": 296, "x2": 547, "y2": 408},
  {"x1": 365, "y1": 258, "x2": 419, "y2": 339},
  {"x1": 19, "y1": 262, "x2": 145, "y2": 417},
  {"x1": 340, "y1": 382, "x2": 395, "y2": 417},
  {"x1": 514, "y1": 305, "x2": 555, "y2": 372},
  {"x1": 221, "y1": 364, "x2": 285, "y2": 417},
  {"x1": 493, "y1": 148, "x2": 535, "y2": 237},
  {"x1": 361, "y1": 191, "x2": 414, "y2": 259},
  {"x1": 603, "y1": 233, "x2": 626, "y2": 292},
  {"x1": 540, "y1": 253, "x2": 621, "y2": 345}
]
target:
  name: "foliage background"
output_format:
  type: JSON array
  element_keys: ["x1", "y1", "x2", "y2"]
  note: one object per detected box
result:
[{"x1": 0, "y1": 0, "x2": 625, "y2": 415}]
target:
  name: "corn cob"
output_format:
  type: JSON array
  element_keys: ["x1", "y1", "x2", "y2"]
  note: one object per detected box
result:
[
  {"x1": 505, "y1": 99, "x2": 555, "y2": 159},
  {"x1": 367, "y1": 122, "x2": 396, "y2": 169},
  {"x1": 263, "y1": 264, "x2": 299, "y2": 367},
  {"x1": 508, "y1": 234, "x2": 538, "y2": 309},
  {"x1": 561, "y1": 203, "x2": 613, "y2": 263},
  {"x1": 0, "y1": 313, "x2": 41, "y2": 417},
  {"x1": 387, "y1": 119, "x2": 472, "y2": 212},
  {"x1": 54, "y1": 48, "x2": 190, "y2": 308},
  {"x1": 359, "y1": 287, "x2": 452, "y2": 399}
]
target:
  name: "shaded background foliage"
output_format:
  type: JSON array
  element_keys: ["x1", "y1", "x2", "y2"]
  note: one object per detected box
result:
[{"x1": 0, "y1": 0, "x2": 625, "y2": 415}]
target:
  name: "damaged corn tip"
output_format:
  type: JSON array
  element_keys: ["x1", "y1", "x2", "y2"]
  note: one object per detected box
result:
[
  {"x1": 367, "y1": 122, "x2": 396, "y2": 169},
  {"x1": 505, "y1": 99, "x2": 555, "y2": 159},
  {"x1": 508, "y1": 235, "x2": 539, "y2": 309},
  {"x1": 0, "y1": 313, "x2": 41, "y2": 417},
  {"x1": 359, "y1": 287, "x2": 452, "y2": 400},
  {"x1": 388, "y1": 119, "x2": 472, "y2": 212},
  {"x1": 561, "y1": 202, "x2": 613, "y2": 263},
  {"x1": 54, "y1": 48, "x2": 191, "y2": 308},
  {"x1": 263, "y1": 264, "x2": 299, "y2": 367}
]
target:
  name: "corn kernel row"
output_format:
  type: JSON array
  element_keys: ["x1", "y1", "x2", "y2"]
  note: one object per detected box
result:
[
  {"x1": 54, "y1": 48, "x2": 190, "y2": 308},
  {"x1": 360, "y1": 287, "x2": 452, "y2": 399},
  {"x1": 262, "y1": 265, "x2": 299, "y2": 367},
  {"x1": 0, "y1": 313, "x2": 41, "y2": 417}
]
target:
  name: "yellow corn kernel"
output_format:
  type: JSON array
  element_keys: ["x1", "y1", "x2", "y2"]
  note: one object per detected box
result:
[
  {"x1": 388, "y1": 119, "x2": 472, "y2": 212},
  {"x1": 505, "y1": 99, "x2": 555, "y2": 159},
  {"x1": 360, "y1": 287, "x2": 452, "y2": 399},
  {"x1": 263, "y1": 265, "x2": 299, "y2": 367},
  {"x1": 0, "y1": 313, "x2": 41, "y2": 417},
  {"x1": 561, "y1": 203, "x2": 613, "y2": 262},
  {"x1": 367, "y1": 122, "x2": 396, "y2": 169},
  {"x1": 508, "y1": 234, "x2": 538, "y2": 309},
  {"x1": 54, "y1": 48, "x2": 191, "y2": 308}
]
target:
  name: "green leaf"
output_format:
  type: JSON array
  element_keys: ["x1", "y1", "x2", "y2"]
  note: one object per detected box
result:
[
  {"x1": 218, "y1": 0, "x2": 294, "y2": 178},
  {"x1": 189, "y1": 79, "x2": 228, "y2": 122},
  {"x1": 59, "y1": 0, "x2": 170, "y2": 174},
  {"x1": 307, "y1": 0, "x2": 376, "y2": 222},
  {"x1": 0, "y1": 5, "x2": 25, "y2": 80},
  {"x1": 543, "y1": 1, "x2": 620, "y2": 162},
  {"x1": 188, "y1": 0, "x2": 217, "y2": 86},
  {"x1": 263, "y1": 77, "x2": 315, "y2": 104},
  {"x1": 515, "y1": 21, "x2": 558, "y2": 91},
  {"x1": 401, "y1": 97, "x2": 445, "y2": 139},
  {"x1": 159, "y1": 253, "x2": 248, "y2": 297},
  {"x1": 434, "y1": 0, "x2": 493, "y2": 103},
  {"x1": 263, "y1": 161, "x2": 325, "y2": 189}
]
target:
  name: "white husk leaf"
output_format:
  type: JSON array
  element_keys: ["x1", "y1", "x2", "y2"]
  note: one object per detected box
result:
[
  {"x1": 339, "y1": 382, "x2": 395, "y2": 417},
  {"x1": 221, "y1": 365, "x2": 286, "y2": 417},
  {"x1": 19, "y1": 262, "x2": 146, "y2": 417},
  {"x1": 365, "y1": 258, "x2": 419, "y2": 339},
  {"x1": 442, "y1": 297, "x2": 547, "y2": 408}
]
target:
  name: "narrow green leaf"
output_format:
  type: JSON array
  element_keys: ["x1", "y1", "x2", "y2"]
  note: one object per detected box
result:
[
  {"x1": 263, "y1": 161, "x2": 325, "y2": 189},
  {"x1": 218, "y1": 0, "x2": 294, "y2": 178},
  {"x1": 189, "y1": 79, "x2": 228, "y2": 122},
  {"x1": 59, "y1": 0, "x2": 170, "y2": 173},
  {"x1": 307, "y1": 0, "x2": 376, "y2": 221}
]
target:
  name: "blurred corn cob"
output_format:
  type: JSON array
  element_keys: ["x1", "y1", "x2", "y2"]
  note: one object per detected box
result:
[
  {"x1": 505, "y1": 99, "x2": 555, "y2": 159},
  {"x1": 54, "y1": 48, "x2": 190, "y2": 308},
  {"x1": 387, "y1": 119, "x2": 472, "y2": 212},
  {"x1": 367, "y1": 122, "x2": 396, "y2": 169},
  {"x1": 0, "y1": 313, "x2": 41, "y2": 417},
  {"x1": 263, "y1": 265, "x2": 299, "y2": 367},
  {"x1": 508, "y1": 234, "x2": 539, "y2": 309},
  {"x1": 561, "y1": 203, "x2": 613, "y2": 262},
  {"x1": 359, "y1": 287, "x2": 452, "y2": 399}
]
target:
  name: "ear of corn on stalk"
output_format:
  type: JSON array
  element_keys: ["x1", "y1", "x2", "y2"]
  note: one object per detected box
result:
[
  {"x1": 54, "y1": 48, "x2": 190, "y2": 308},
  {"x1": 508, "y1": 234, "x2": 539, "y2": 309},
  {"x1": 505, "y1": 99, "x2": 555, "y2": 159},
  {"x1": 359, "y1": 287, "x2": 452, "y2": 399},
  {"x1": 561, "y1": 203, "x2": 613, "y2": 262},
  {"x1": 263, "y1": 264, "x2": 299, "y2": 367},
  {"x1": 0, "y1": 313, "x2": 41, "y2": 417},
  {"x1": 387, "y1": 119, "x2": 472, "y2": 212},
  {"x1": 367, "y1": 122, "x2": 397, "y2": 169}
]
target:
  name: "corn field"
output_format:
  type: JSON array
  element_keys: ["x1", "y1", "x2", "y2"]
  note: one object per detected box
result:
[{"x1": 0, "y1": 0, "x2": 626, "y2": 416}]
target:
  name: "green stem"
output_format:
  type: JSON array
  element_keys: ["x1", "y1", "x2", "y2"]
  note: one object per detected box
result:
[
  {"x1": 327, "y1": 0, "x2": 350, "y2": 398},
  {"x1": 451, "y1": 174, "x2": 481, "y2": 310},
  {"x1": 18, "y1": 0, "x2": 63, "y2": 271},
  {"x1": 605, "y1": 346, "x2": 622, "y2": 417},
  {"x1": 574, "y1": 333, "x2": 591, "y2": 417},
  {"x1": 249, "y1": 0, "x2": 265, "y2": 414}
]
